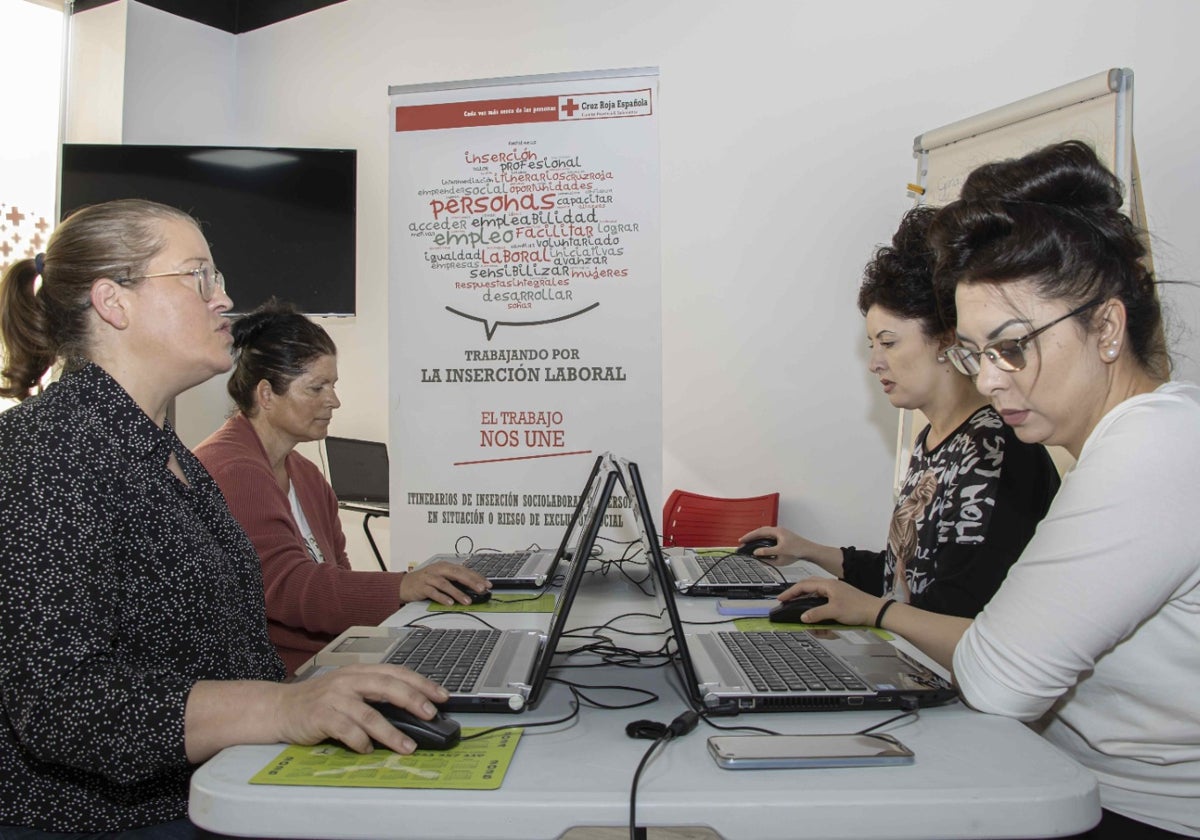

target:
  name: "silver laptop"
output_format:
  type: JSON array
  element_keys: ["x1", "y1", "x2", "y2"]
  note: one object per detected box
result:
[
  {"x1": 422, "y1": 454, "x2": 605, "y2": 588},
  {"x1": 618, "y1": 458, "x2": 956, "y2": 714},
  {"x1": 325, "y1": 436, "x2": 389, "y2": 514},
  {"x1": 296, "y1": 459, "x2": 620, "y2": 714},
  {"x1": 664, "y1": 545, "x2": 811, "y2": 597}
]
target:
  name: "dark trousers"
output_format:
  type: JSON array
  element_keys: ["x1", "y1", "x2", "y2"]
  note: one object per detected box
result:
[
  {"x1": 1067, "y1": 808, "x2": 1194, "y2": 839},
  {"x1": 0, "y1": 820, "x2": 232, "y2": 840}
]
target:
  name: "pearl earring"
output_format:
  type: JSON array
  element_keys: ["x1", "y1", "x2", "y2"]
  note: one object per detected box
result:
[
  {"x1": 1107, "y1": 348, "x2": 1118, "y2": 358},
  {"x1": 936, "y1": 354, "x2": 946, "y2": 363}
]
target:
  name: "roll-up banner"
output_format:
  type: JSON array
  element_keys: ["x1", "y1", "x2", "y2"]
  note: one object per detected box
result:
[{"x1": 388, "y1": 68, "x2": 661, "y2": 566}]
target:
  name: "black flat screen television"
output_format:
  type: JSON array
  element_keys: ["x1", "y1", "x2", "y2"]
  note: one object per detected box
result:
[{"x1": 59, "y1": 143, "x2": 356, "y2": 315}]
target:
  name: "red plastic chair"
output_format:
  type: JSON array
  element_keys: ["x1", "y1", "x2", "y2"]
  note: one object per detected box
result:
[{"x1": 661, "y1": 489, "x2": 780, "y2": 547}]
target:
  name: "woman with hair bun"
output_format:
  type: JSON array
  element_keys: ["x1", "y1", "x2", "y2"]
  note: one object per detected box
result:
[
  {"x1": 0, "y1": 200, "x2": 452, "y2": 837},
  {"x1": 744, "y1": 205, "x2": 1059, "y2": 618},
  {"x1": 195, "y1": 299, "x2": 489, "y2": 674},
  {"x1": 782, "y1": 141, "x2": 1199, "y2": 838}
]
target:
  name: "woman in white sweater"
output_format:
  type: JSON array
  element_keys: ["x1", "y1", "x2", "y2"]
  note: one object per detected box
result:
[{"x1": 780, "y1": 141, "x2": 1199, "y2": 839}]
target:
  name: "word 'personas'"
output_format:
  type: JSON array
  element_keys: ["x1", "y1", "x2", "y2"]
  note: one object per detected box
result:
[{"x1": 408, "y1": 138, "x2": 645, "y2": 328}]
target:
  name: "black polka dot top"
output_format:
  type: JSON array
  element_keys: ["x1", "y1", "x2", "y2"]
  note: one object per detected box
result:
[{"x1": 0, "y1": 363, "x2": 286, "y2": 832}]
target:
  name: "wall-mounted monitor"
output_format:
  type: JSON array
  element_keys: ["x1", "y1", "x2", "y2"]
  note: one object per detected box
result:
[{"x1": 59, "y1": 143, "x2": 357, "y2": 316}]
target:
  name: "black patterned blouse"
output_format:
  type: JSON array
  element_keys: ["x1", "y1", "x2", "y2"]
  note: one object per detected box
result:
[
  {"x1": 840, "y1": 406, "x2": 1060, "y2": 618},
  {"x1": 0, "y1": 363, "x2": 286, "y2": 832}
]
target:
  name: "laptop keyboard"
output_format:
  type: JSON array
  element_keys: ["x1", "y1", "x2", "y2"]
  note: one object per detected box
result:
[
  {"x1": 719, "y1": 631, "x2": 869, "y2": 692},
  {"x1": 698, "y1": 557, "x2": 781, "y2": 585},
  {"x1": 464, "y1": 551, "x2": 532, "y2": 578},
  {"x1": 384, "y1": 627, "x2": 499, "y2": 692}
]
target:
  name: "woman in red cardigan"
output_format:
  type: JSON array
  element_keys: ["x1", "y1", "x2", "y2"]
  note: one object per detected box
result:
[{"x1": 195, "y1": 299, "x2": 488, "y2": 674}]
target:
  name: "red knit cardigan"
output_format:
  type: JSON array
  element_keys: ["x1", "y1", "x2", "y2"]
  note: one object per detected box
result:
[{"x1": 195, "y1": 414, "x2": 403, "y2": 674}]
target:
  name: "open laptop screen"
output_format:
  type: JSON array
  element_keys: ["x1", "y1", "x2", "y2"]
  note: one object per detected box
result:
[{"x1": 325, "y1": 437, "x2": 389, "y2": 504}]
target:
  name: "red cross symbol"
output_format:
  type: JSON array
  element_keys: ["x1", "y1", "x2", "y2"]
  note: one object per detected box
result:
[
  {"x1": 561, "y1": 98, "x2": 579, "y2": 117},
  {"x1": 35, "y1": 216, "x2": 49, "y2": 233},
  {"x1": 0, "y1": 241, "x2": 11, "y2": 258},
  {"x1": 5, "y1": 206, "x2": 25, "y2": 226}
]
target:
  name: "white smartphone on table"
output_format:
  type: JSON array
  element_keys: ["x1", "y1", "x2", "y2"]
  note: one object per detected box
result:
[{"x1": 707, "y1": 733, "x2": 914, "y2": 769}]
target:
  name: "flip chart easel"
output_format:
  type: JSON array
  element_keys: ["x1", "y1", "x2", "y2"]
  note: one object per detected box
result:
[{"x1": 894, "y1": 68, "x2": 1144, "y2": 492}]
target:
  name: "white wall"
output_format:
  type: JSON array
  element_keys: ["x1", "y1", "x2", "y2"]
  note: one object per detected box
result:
[
  {"x1": 91, "y1": 0, "x2": 1200, "y2": 566},
  {"x1": 120, "y1": 2, "x2": 238, "y2": 145},
  {"x1": 66, "y1": 1, "x2": 241, "y2": 446},
  {"x1": 64, "y1": 0, "x2": 125, "y2": 144}
]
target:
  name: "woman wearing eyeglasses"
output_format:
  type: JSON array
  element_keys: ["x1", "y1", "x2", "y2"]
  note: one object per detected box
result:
[
  {"x1": 743, "y1": 205, "x2": 1060, "y2": 619},
  {"x1": 0, "y1": 200, "x2": 450, "y2": 837},
  {"x1": 783, "y1": 142, "x2": 1199, "y2": 839},
  {"x1": 194, "y1": 299, "x2": 489, "y2": 675}
]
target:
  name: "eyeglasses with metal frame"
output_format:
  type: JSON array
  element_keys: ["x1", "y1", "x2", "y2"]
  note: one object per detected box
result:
[
  {"x1": 120, "y1": 265, "x2": 226, "y2": 302},
  {"x1": 944, "y1": 298, "x2": 1104, "y2": 377}
]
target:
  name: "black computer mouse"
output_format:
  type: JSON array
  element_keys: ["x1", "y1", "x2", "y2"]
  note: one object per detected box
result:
[
  {"x1": 768, "y1": 595, "x2": 831, "y2": 624},
  {"x1": 737, "y1": 537, "x2": 778, "y2": 557},
  {"x1": 368, "y1": 701, "x2": 462, "y2": 750},
  {"x1": 450, "y1": 580, "x2": 491, "y2": 604}
]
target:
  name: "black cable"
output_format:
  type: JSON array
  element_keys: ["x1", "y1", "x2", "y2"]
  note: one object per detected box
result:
[
  {"x1": 452, "y1": 536, "x2": 546, "y2": 557},
  {"x1": 624, "y1": 709, "x2": 699, "y2": 740},
  {"x1": 572, "y1": 609, "x2": 673, "y2": 638},
  {"x1": 453, "y1": 691, "x2": 580, "y2": 739},
  {"x1": 698, "y1": 711, "x2": 781, "y2": 736},
  {"x1": 856, "y1": 705, "x2": 920, "y2": 735},
  {"x1": 649, "y1": 641, "x2": 772, "y2": 731},
  {"x1": 458, "y1": 676, "x2": 661, "y2": 742},
  {"x1": 589, "y1": 542, "x2": 655, "y2": 594},
  {"x1": 555, "y1": 630, "x2": 676, "y2": 673},
  {"x1": 629, "y1": 734, "x2": 668, "y2": 840},
  {"x1": 557, "y1": 639, "x2": 669, "y2": 668},
  {"x1": 604, "y1": 560, "x2": 655, "y2": 594},
  {"x1": 594, "y1": 535, "x2": 641, "y2": 554},
  {"x1": 697, "y1": 705, "x2": 920, "y2": 742},
  {"x1": 483, "y1": 591, "x2": 554, "y2": 603},
  {"x1": 555, "y1": 612, "x2": 676, "y2": 669},
  {"x1": 681, "y1": 615, "x2": 745, "y2": 627},
  {"x1": 547, "y1": 676, "x2": 659, "y2": 710},
  {"x1": 403, "y1": 611, "x2": 502, "y2": 629},
  {"x1": 627, "y1": 710, "x2": 699, "y2": 840},
  {"x1": 457, "y1": 696, "x2": 580, "y2": 741}
]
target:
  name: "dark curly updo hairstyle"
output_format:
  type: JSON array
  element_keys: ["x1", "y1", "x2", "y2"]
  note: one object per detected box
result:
[
  {"x1": 858, "y1": 205, "x2": 946, "y2": 339},
  {"x1": 929, "y1": 140, "x2": 1166, "y2": 378},
  {"x1": 226, "y1": 298, "x2": 337, "y2": 415}
]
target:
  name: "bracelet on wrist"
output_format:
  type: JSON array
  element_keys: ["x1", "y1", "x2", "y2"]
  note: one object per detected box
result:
[{"x1": 874, "y1": 599, "x2": 896, "y2": 629}]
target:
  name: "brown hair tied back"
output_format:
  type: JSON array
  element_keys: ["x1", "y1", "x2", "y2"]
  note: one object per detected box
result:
[
  {"x1": 0, "y1": 199, "x2": 198, "y2": 400},
  {"x1": 226, "y1": 298, "x2": 337, "y2": 415}
]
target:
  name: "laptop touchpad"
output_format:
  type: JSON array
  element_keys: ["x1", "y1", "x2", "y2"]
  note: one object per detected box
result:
[{"x1": 335, "y1": 636, "x2": 397, "y2": 654}]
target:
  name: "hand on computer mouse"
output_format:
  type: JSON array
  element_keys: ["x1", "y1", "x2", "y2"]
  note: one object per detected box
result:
[
  {"x1": 367, "y1": 700, "x2": 462, "y2": 750},
  {"x1": 400, "y1": 560, "x2": 489, "y2": 605},
  {"x1": 450, "y1": 579, "x2": 491, "y2": 604},
  {"x1": 769, "y1": 595, "x2": 833, "y2": 624},
  {"x1": 776, "y1": 579, "x2": 892, "y2": 627},
  {"x1": 737, "y1": 537, "x2": 778, "y2": 557}
]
